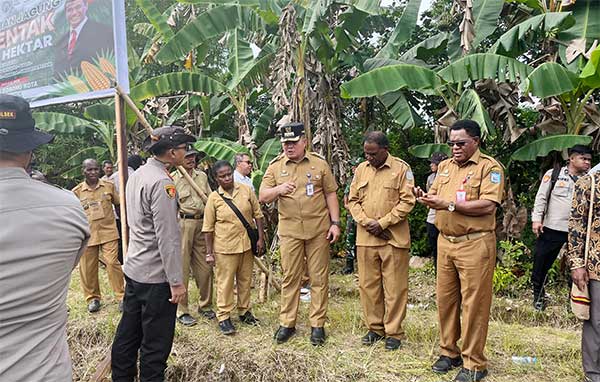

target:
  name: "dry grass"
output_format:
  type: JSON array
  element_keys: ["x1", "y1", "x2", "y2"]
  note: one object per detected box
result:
[{"x1": 67, "y1": 261, "x2": 583, "y2": 381}]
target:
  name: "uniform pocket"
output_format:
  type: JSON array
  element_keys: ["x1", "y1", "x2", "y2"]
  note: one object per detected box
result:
[
  {"x1": 383, "y1": 180, "x2": 400, "y2": 202},
  {"x1": 553, "y1": 184, "x2": 569, "y2": 197},
  {"x1": 467, "y1": 178, "x2": 481, "y2": 200}
]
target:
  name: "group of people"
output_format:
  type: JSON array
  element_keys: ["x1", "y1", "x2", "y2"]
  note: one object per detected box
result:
[{"x1": 1, "y1": 92, "x2": 599, "y2": 382}]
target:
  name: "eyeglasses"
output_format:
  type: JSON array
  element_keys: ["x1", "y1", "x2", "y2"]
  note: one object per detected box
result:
[
  {"x1": 240, "y1": 160, "x2": 253, "y2": 165},
  {"x1": 447, "y1": 140, "x2": 471, "y2": 148}
]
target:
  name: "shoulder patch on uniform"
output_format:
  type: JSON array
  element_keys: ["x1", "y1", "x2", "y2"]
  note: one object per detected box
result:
[
  {"x1": 542, "y1": 174, "x2": 551, "y2": 183},
  {"x1": 490, "y1": 171, "x2": 502, "y2": 184},
  {"x1": 165, "y1": 184, "x2": 176, "y2": 199},
  {"x1": 406, "y1": 170, "x2": 414, "y2": 181}
]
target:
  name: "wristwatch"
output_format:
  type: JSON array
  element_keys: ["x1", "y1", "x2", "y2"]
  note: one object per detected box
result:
[
  {"x1": 447, "y1": 201, "x2": 456, "y2": 212},
  {"x1": 331, "y1": 220, "x2": 341, "y2": 227}
]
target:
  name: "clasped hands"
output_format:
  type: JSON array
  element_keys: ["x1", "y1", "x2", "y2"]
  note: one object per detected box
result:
[
  {"x1": 413, "y1": 186, "x2": 449, "y2": 210},
  {"x1": 366, "y1": 220, "x2": 391, "y2": 240}
]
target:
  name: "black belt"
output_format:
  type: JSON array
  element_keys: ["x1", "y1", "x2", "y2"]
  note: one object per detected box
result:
[{"x1": 179, "y1": 213, "x2": 202, "y2": 220}]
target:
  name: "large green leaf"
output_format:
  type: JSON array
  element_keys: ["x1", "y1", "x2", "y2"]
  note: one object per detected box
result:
[
  {"x1": 302, "y1": 0, "x2": 334, "y2": 35},
  {"x1": 438, "y1": 53, "x2": 533, "y2": 84},
  {"x1": 339, "y1": 0, "x2": 381, "y2": 15},
  {"x1": 251, "y1": 105, "x2": 275, "y2": 147},
  {"x1": 340, "y1": 64, "x2": 442, "y2": 98},
  {"x1": 511, "y1": 135, "x2": 593, "y2": 161},
  {"x1": 194, "y1": 137, "x2": 250, "y2": 163},
  {"x1": 408, "y1": 143, "x2": 451, "y2": 159},
  {"x1": 130, "y1": 72, "x2": 226, "y2": 101},
  {"x1": 229, "y1": 42, "x2": 276, "y2": 90},
  {"x1": 560, "y1": 0, "x2": 600, "y2": 48},
  {"x1": 227, "y1": 29, "x2": 256, "y2": 90},
  {"x1": 399, "y1": 32, "x2": 449, "y2": 63},
  {"x1": 456, "y1": 89, "x2": 495, "y2": 138},
  {"x1": 156, "y1": 6, "x2": 264, "y2": 64},
  {"x1": 363, "y1": 57, "x2": 403, "y2": 72},
  {"x1": 523, "y1": 62, "x2": 578, "y2": 98},
  {"x1": 379, "y1": 92, "x2": 423, "y2": 129},
  {"x1": 490, "y1": 13, "x2": 575, "y2": 57},
  {"x1": 257, "y1": 138, "x2": 281, "y2": 172},
  {"x1": 135, "y1": 0, "x2": 174, "y2": 41},
  {"x1": 471, "y1": 0, "x2": 504, "y2": 50},
  {"x1": 580, "y1": 47, "x2": 600, "y2": 89},
  {"x1": 33, "y1": 112, "x2": 93, "y2": 134},
  {"x1": 84, "y1": 103, "x2": 115, "y2": 122},
  {"x1": 375, "y1": 0, "x2": 421, "y2": 59},
  {"x1": 504, "y1": 0, "x2": 543, "y2": 12}
]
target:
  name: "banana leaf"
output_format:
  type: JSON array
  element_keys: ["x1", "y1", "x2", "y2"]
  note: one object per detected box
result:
[
  {"x1": 511, "y1": 134, "x2": 593, "y2": 161},
  {"x1": 130, "y1": 72, "x2": 226, "y2": 101},
  {"x1": 408, "y1": 143, "x2": 451, "y2": 159},
  {"x1": 438, "y1": 53, "x2": 533, "y2": 84},
  {"x1": 194, "y1": 137, "x2": 250, "y2": 163}
]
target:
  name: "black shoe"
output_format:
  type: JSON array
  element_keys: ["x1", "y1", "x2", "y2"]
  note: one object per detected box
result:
[
  {"x1": 118, "y1": 300, "x2": 124, "y2": 313},
  {"x1": 533, "y1": 299, "x2": 546, "y2": 311},
  {"x1": 454, "y1": 368, "x2": 488, "y2": 382},
  {"x1": 199, "y1": 309, "x2": 216, "y2": 320},
  {"x1": 239, "y1": 311, "x2": 260, "y2": 326},
  {"x1": 87, "y1": 299, "x2": 101, "y2": 313},
  {"x1": 361, "y1": 331, "x2": 384, "y2": 346},
  {"x1": 342, "y1": 258, "x2": 354, "y2": 274},
  {"x1": 432, "y1": 355, "x2": 463, "y2": 374},
  {"x1": 219, "y1": 319, "x2": 236, "y2": 335},
  {"x1": 177, "y1": 313, "x2": 197, "y2": 327},
  {"x1": 310, "y1": 327, "x2": 326, "y2": 346},
  {"x1": 385, "y1": 337, "x2": 401, "y2": 350},
  {"x1": 274, "y1": 326, "x2": 296, "y2": 344}
]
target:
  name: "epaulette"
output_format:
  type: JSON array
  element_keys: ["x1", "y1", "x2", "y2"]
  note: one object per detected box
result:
[
  {"x1": 480, "y1": 153, "x2": 505, "y2": 170},
  {"x1": 308, "y1": 151, "x2": 326, "y2": 161},
  {"x1": 269, "y1": 153, "x2": 285, "y2": 165},
  {"x1": 392, "y1": 157, "x2": 410, "y2": 167},
  {"x1": 71, "y1": 182, "x2": 83, "y2": 192}
]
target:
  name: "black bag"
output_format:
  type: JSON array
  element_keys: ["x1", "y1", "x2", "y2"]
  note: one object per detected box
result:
[{"x1": 219, "y1": 193, "x2": 260, "y2": 256}]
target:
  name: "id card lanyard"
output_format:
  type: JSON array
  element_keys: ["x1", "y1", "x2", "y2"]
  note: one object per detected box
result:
[
  {"x1": 306, "y1": 173, "x2": 314, "y2": 197},
  {"x1": 456, "y1": 177, "x2": 467, "y2": 202}
]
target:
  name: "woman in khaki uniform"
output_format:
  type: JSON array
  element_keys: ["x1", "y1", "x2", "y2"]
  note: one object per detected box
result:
[{"x1": 203, "y1": 160, "x2": 265, "y2": 335}]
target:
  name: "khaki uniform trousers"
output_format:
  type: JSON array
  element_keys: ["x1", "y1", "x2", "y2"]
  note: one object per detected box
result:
[
  {"x1": 279, "y1": 234, "x2": 329, "y2": 328},
  {"x1": 79, "y1": 239, "x2": 125, "y2": 302},
  {"x1": 357, "y1": 245, "x2": 409, "y2": 340},
  {"x1": 214, "y1": 250, "x2": 254, "y2": 321},
  {"x1": 437, "y1": 232, "x2": 496, "y2": 371},
  {"x1": 179, "y1": 218, "x2": 213, "y2": 315}
]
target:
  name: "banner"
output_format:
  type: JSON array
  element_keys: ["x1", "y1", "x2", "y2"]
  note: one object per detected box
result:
[{"x1": 0, "y1": 0, "x2": 129, "y2": 107}]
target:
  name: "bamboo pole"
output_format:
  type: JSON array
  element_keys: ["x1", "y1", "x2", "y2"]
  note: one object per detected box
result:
[
  {"x1": 115, "y1": 86, "x2": 281, "y2": 292},
  {"x1": 114, "y1": 92, "x2": 129, "y2": 255}
]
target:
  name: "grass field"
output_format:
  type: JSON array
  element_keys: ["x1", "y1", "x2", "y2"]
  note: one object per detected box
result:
[{"x1": 67, "y1": 259, "x2": 583, "y2": 382}]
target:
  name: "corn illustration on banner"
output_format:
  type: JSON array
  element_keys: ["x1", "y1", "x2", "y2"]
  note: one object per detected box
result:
[{"x1": 0, "y1": 0, "x2": 129, "y2": 107}]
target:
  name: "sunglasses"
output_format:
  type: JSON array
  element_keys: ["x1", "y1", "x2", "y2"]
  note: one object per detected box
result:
[{"x1": 447, "y1": 139, "x2": 473, "y2": 148}]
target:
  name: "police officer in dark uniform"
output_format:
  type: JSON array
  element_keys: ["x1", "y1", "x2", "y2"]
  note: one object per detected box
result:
[{"x1": 111, "y1": 126, "x2": 195, "y2": 382}]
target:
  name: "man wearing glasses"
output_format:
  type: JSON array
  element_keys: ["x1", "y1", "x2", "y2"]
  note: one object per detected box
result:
[
  {"x1": 234, "y1": 153, "x2": 255, "y2": 191},
  {"x1": 415, "y1": 120, "x2": 504, "y2": 382},
  {"x1": 111, "y1": 126, "x2": 195, "y2": 382}
]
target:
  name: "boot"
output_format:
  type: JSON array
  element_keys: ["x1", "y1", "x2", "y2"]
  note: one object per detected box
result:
[{"x1": 342, "y1": 256, "x2": 354, "y2": 274}]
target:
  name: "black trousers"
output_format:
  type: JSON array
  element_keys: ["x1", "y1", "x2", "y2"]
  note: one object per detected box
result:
[
  {"x1": 531, "y1": 227, "x2": 568, "y2": 299},
  {"x1": 426, "y1": 222, "x2": 439, "y2": 270},
  {"x1": 111, "y1": 276, "x2": 177, "y2": 382}
]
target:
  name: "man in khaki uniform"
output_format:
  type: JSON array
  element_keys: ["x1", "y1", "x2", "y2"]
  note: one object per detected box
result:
[
  {"x1": 259, "y1": 122, "x2": 341, "y2": 346},
  {"x1": 173, "y1": 150, "x2": 215, "y2": 326},
  {"x1": 416, "y1": 120, "x2": 504, "y2": 382},
  {"x1": 72, "y1": 158, "x2": 125, "y2": 313},
  {"x1": 348, "y1": 131, "x2": 415, "y2": 351}
]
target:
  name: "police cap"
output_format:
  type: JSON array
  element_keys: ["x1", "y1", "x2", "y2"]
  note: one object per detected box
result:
[
  {"x1": 0, "y1": 95, "x2": 54, "y2": 153},
  {"x1": 279, "y1": 122, "x2": 305, "y2": 143}
]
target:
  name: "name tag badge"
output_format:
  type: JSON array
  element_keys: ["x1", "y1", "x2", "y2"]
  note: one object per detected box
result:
[
  {"x1": 280, "y1": 172, "x2": 289, "y2": 177},
  {"x1": 306, "y1": 183, "x2": 314, "y2": 196}
]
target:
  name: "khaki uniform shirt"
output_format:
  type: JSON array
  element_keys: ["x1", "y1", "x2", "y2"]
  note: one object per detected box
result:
[
  {"x1": 348, "y1": 154, "x2": 416, "y2": 249},
  {"x1": 174, "y1": 168, "x2": 211, "y2": 216},
  {"x1": 202, "y1": 183, "x2": 263, "y2": 254},
  {"x1": 261, "y1": 152, "x2": 338, "y2": 240},
  {"x1": 426, "y1": 172, "x2": 437, "y2": 224},
  {"x1": 0, "y1": 168, "x2": 89, "y2": 382},
  {"x1": 124, "y1": 157, "x2": 183, "y2": 285},
  {"x1": 567, "y1": 174, "x2": 600, "y2": 280},
  {"x1": 532, "y1": 166, "x2": 578, "y2": 232},
  {"x1": 72, "y1": 180, "x2": 119, "y2": 246},
  {"x1": 429, "y1": 150, "x2": 505, "y2": 237}
]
